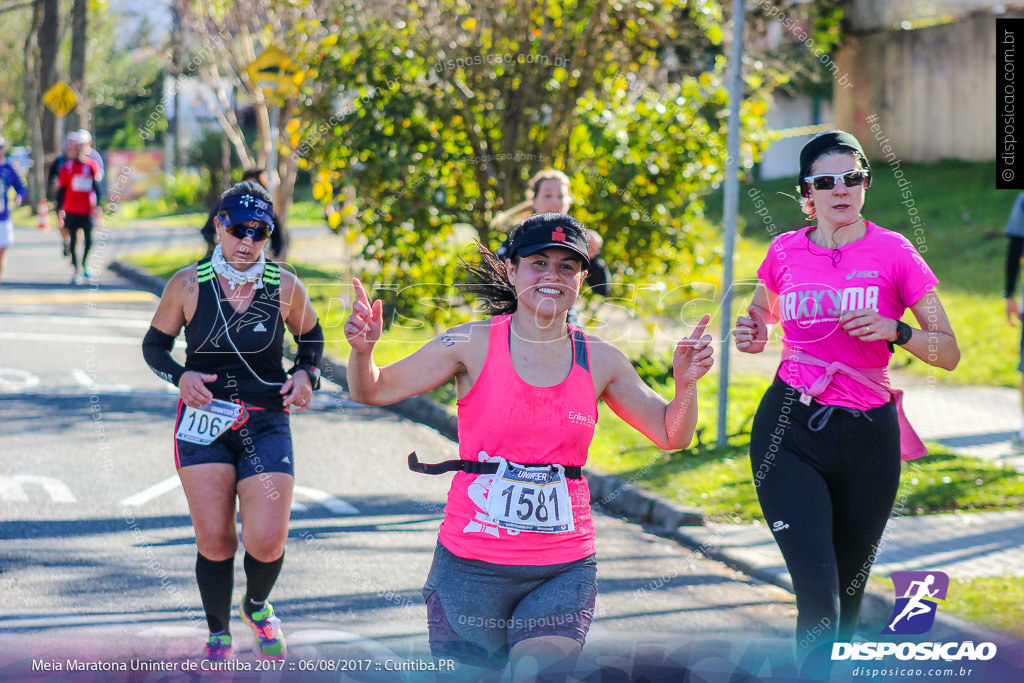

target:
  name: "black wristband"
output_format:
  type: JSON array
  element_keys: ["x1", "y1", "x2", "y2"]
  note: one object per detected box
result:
[
  {"x1": 290, "y1": 321, "x2": 324, "y2": 389},
  {"x1": 289, "y1": 363, "x2": 322, "y2": 390}
]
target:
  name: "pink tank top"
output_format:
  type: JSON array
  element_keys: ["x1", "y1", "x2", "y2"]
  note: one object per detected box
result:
[
  {"x1": 437, "y1": 314, "x2": 598, "y2": 565},
  {"x1": 757, "y1": 222, "x2": 938, "y2": 409}
]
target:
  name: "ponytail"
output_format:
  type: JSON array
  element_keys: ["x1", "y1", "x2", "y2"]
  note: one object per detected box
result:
[{"x1": 461, "y1": 241, "x2": 518, "y2": 315}]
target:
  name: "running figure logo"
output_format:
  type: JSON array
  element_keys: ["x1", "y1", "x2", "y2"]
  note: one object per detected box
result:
[{"x1": 881, "y1": 570, "x2": 949, "y2": 635}]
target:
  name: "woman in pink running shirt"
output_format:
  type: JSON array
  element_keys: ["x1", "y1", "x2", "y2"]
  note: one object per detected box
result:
[
  {"x1": 345, "y1": 213, "x2": 713, "y2": 679},
  {"x1": 732, "y1": 130, "x2": 959, "y2": 676}
]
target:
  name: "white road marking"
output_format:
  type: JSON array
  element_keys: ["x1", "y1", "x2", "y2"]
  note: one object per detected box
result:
[
  {"x1": 287, "y1": 629, "x2": 367, "y2": 645},
  {"x1": 0, "y1": 368, "x2": 40, "y2": 391},
  {"x1": 0, "y1": 614, "x2": 201, "y2": 630},
  {"x1": 285, "y1": 630, "x2": 403, "y2": 659},
  {"x1": 0, "y1": 475, "x2": 76, "y2": 503},
  {"x1": 0, "y1": 332, "x2": 141, "y2": 345},
  {"x1": 136, "y1": 626, "x2": 208, "y2": 639},
  {"x1": 120, "y1": 477, "x2": 359, "y2": 516},
  {"x1": 71, "y1": 368, "x2": 92, "y2": 386},
  {"x1": 120, "y1": 475, "x2": 181, "y2": 507},
  {"x1": 293, "y1": 486, "x2": 360, "y2": 515},
  {"x1": 1, "y1": 314, "x2": 150, "y2": 328},
  {"x1": 70, "y1": 368, "x2": 133, "y2": 392},
  {"x1": 0, "y1": 305, "x2": 153, "y2": 319}
]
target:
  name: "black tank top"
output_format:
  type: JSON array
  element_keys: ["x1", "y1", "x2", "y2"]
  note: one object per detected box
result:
[{"x1": 184, "y1": 257, "x2": 288, "y2": 409}]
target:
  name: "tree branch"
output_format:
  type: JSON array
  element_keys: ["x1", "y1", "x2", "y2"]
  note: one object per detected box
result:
[{"x1": 0, "y1": 0, "x2": 34, "y2": 15}]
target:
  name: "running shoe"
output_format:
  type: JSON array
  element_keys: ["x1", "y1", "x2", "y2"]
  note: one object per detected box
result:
[
  {"x1": 83, "y1": 267, "x2": 92, "y2": 280},
  {"x1": 204, "y1": 633, "x2": 233, "y2": 661},
  {"x1": 239, "y1": 600, "x2": 286, "y2": 660},
  {"x1": 62, "y1": 241, "x2": 70, "y2": 257}
]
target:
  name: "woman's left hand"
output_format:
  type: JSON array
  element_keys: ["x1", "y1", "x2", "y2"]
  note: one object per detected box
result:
[
  {"x1": 674, "y1": 313, "x2": 714, "y2": 384},
  {"x1": 281, "y1": 370, "x2": 314, "y2": 412},
  {"x1": 839, "y1": 308, "x2": 896, "y2": 342}
]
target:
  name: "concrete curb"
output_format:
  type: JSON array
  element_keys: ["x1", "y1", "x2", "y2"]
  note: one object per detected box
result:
[
  {"x1": 111, "y1": 258, "x2": 1015, "y2": 649},
  {"x1": 108, "y1": 260, "x2": 167, "y2": 296}
]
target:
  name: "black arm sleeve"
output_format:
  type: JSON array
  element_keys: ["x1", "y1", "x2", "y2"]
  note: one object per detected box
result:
[
  {"x1": 289, "y1": 321, "x2": 324, "y2": 389},
  {"x1": 1006, "y1": 236, "x2": 1023, "y2": 298},
  {"x1": 142, "y1": 326, "x2": 187, "y2": 386},
  {"x1": 55, "y1": 187, "x2": 65, "y2": 212}
]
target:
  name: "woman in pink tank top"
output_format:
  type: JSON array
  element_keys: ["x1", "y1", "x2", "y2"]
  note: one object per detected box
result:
[
  {"x1": 732, "y1": 130, "x2": 959, "y2": 678},
  {"x1": 345, "y1": 213, "x2": 714, "y2": 678}
]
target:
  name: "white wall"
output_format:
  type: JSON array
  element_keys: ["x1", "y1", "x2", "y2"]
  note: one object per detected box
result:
[{"x1": 758, "y1": 93, "x2": 834, "y2": 181}]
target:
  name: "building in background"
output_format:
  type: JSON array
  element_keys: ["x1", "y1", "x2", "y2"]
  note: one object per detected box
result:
[{"x1": 835, "y1": 0, "x2": 1015, "y2": 162}]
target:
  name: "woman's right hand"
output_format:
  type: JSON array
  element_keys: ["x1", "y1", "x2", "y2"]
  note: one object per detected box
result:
[
  {"x1": 345, "y1": 277, "x2": 383, "y2": 353},
  {"x1": 179, "y1": 371, "x2": 217, "y2": 408},
  {"x1": 733, "y1": 305, "x2": 769, "y2": 354}
]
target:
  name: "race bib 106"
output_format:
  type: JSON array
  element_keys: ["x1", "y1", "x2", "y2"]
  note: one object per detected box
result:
[
  {"x1": 484, "y1": 459, "x2": 574, "y2": 534},
  {"x1": 175, "y1": 399, "x2": 241, "y2": 445}
]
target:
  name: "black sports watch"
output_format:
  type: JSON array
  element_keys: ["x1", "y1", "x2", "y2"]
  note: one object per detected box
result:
[
  {"x1": 893, "y1": 321, "x2": 913, "y2": 346},
  {"x1": 291, "y1": 363, "x2": 322, "y2": 390},
  {"x1": 887, "y1": 321, "x2": 913, "y2": 352}
]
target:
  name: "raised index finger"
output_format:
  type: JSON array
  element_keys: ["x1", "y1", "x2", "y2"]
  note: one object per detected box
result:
[
  {"x1": 352, "y1": 277, "x2": 370, "y2": 310},
  {"x1": 690, "y1": 313, "x2": 711, "y2": 340}
]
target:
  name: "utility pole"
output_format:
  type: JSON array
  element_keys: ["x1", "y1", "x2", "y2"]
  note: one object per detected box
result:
[{"x1": 716, "y1": 0, "x2": 746, "y2": 449}]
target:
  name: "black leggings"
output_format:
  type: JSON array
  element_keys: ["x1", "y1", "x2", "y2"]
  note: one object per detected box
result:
[
  {"x1": 750, "y1": 377, "x2": 901, "y2": 651},
  {"x1": 66, "y1": 213, "x2": 93, "y2": 270}
]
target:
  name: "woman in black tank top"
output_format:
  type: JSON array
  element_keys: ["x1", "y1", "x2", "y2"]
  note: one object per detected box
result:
[{"x1": 142, "y1": 181, "x2": 324, "y2": 662}]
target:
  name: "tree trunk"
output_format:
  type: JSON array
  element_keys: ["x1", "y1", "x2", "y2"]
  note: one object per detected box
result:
[
  {"x1": 169, "y1": 0, "x2": 185, "y2": 167},
  {"x1": 66, "y1": 0, "x2": 87, "y2": 132},
  {"x1": 272, "y1": 97, "x2": 300, "y2": 261},
  {"x1": 23, "y1": 0, "x2": 46, "y2": 205},
  {"x1": 39, "y1": 0, "x2": 60, "y2": 159}
]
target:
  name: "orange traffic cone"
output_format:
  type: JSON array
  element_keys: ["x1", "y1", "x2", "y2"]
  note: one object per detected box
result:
[{"x1": 37, "y1": 201, "x2": 50, "y2": 231}]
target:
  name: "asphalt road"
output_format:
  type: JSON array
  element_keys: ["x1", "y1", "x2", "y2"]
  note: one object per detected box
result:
[{"x1": 0, "y1": 225, "x2": 800, "y2": 681}]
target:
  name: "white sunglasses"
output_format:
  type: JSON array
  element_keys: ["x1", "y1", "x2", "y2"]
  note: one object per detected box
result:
[{"x1": 804, "y1": 170, "x2": 869, "y2": 191}]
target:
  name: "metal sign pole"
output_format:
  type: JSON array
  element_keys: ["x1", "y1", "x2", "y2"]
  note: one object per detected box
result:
[{"x1": 716, "y1": 0, "x2": 746, "y2": 450}]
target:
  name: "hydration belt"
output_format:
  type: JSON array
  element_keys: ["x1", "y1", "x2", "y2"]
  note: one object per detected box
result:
[{"x1": 407, "y1": 452, "x2": 583, "y2": 479}]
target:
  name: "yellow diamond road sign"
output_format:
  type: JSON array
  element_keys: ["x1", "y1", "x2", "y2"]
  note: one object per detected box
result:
[
  {"x1": 246, "y1": 46, "x2": 301, "y2": 96},
  {"x1": 42, "y1": 81, "x2": 78, "y2": 117}
]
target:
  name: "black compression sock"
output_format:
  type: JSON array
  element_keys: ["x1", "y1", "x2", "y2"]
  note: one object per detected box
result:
[
  {"x1": 243, "y1": 551, "x2": 284, "y2": 615},
  {"x1": 196, "y1": 552, "x2": 234, "y2": 634}
]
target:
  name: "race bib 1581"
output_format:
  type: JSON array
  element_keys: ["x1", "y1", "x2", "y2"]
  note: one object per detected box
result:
[{"x1": 484, "y1": 459, "x2": 574, "y2": 534}]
